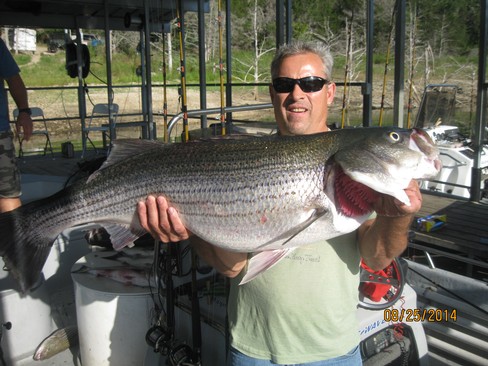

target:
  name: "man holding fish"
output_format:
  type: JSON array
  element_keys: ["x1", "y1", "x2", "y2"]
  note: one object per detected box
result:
[{"x1": 138, "y1": 41, "x2": 423, "y2": 365}]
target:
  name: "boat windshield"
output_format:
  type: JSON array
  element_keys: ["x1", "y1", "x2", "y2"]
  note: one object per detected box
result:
[{"x1": 415, "y1": 84, "x2": 458, "y2": 129}]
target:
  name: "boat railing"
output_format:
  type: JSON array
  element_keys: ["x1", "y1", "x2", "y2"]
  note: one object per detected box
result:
[
  {"x1": 408, "y1": 241, "x2": 488, "y2": 272},
  {"x1": 166, "y1": 103, "x2": 274, "y2": 137},
  {"x1": 439, "y1": 151, "x2": 469, "y2": 166}
]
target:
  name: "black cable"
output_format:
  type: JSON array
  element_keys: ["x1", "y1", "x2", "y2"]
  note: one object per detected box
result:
[
  {"x1": 190, "y1": 248, "x2": 202, "y2": 364},
  {"x1": 88, "y1": 69, "x2": 108, "y2": 85}
]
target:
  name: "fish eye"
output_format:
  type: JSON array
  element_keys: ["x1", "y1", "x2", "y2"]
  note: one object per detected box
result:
[{"x1": 389, "y1": 132, "x2": 400, "y2": 141}]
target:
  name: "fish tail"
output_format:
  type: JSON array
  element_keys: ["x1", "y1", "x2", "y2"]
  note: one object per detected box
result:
[
  {"x1": 33, "y1": 325, "x2": 79, "y2": 360},
  {"x1": 0, "y1": 208, "x2": 53, "y2": 292}
]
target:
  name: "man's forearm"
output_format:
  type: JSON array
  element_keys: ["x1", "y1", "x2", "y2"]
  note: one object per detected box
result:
[
  {"x1": 358, "y1": 215, "x2": 414, "y2": 271},
  {"x1": 7, "y1": 74, "x2": 29, "y2": 109},
  {"x1": 191, "y1": 236, "x2": 247, "y2": 278}
]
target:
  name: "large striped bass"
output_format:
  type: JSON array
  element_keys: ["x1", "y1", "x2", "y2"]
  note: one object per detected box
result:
[{"x1": 0, "y1": 127, "x2": 441, "y2": 292}]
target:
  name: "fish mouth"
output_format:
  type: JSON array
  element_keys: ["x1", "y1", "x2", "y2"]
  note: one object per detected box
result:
[
  {"x1": 332, "y1": 165, "x2": 378, "y2": 217},
  {"x1": 411, "y1": 128, "x2": 443, "y2": 174}
]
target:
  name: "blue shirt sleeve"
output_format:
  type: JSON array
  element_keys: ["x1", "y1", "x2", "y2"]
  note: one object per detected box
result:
[
  {"x1": 0, "y1": 39, "x2": 21, "y2": 130},
  {"x1": 0, "y1": 39, "x2": 21, "y2": 80}
]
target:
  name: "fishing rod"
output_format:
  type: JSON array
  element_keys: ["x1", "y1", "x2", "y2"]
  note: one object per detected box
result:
[
  {"x1": 341, "y1": 12, "x2": 353, "y2": 129},
  {"x1": 162, "y1": 32, "x2": 169, "y2": 143},
  {"x1": 378, "y1": 3, "x2": 397, "y2": 127},
  {"x1": 218, "y1": 0, "x2": 226, "y2": 135},
  {"x1": 176, "y1": 0, "x2": 189, "y2": 142},
  {"x1": 406, "y1": 4, "x2": 418, "y2": 128}
]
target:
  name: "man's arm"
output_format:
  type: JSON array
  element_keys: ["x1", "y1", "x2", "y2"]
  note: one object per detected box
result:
[
  {"x1": 190, "y1": 236, "x2": 248, "y2": 278},
  {"x1": 7, "y1": 74, "x2": 33, "y2": 140},
  {"x1": 137, "y1": 195, "x2": 247, "y2": 278},
  {"x1": 358, "y1": 180, "x2": 421, "y2": 271}
]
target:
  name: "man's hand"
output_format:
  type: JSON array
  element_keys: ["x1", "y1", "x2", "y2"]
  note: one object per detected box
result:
[
  {"x1": 373, "y1": 180, "x2": 422, "y2": 217},
  {"x1": 137, "y1": 195, "x2": 247, "y2": 277},
  {"x1": 137, "y1": 195, "x2": 191, "y2": 243},
  {"x1": 7, "y1": 74, "x2": 33, "y2": 140},
  {"x1": 16, "y1": 112, "x2": 33, "y2": 141}
]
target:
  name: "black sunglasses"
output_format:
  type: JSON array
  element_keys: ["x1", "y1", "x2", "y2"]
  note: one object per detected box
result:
[{"x1": 272, "y1": 76, "x2": 329, "y2": 93}]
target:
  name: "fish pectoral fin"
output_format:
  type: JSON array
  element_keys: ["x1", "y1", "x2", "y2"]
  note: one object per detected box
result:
[
  {"x1": 103, "y1": 224, "x2": 146, "y2": 250},
  {"x1": 239, "y1": 248, "x2": 295, "y2": 285},
  {"x1": 256, "y1": 208, "x2": 327, "y2": 249}
]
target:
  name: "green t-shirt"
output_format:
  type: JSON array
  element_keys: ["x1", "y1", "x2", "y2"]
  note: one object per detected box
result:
[{"x1": 227, "y1": 231, "x2": 361, "y2": 364}]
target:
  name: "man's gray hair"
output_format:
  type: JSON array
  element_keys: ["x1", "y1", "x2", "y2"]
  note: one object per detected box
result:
[{"x1": 270, "y1": 40, "x2": 334, "y2": 80}]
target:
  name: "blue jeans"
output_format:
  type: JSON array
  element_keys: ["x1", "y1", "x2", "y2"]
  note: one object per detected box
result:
[{"x1": 226, "y1": 346, "x2": 362, "y2": 366}]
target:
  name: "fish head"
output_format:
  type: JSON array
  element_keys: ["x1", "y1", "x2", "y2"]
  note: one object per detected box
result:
[{"x1": 333, "y1": 127, "x2": 441, "y2": 208}]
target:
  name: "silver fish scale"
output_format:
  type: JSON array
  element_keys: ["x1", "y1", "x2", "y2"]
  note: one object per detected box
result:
[
  {"x1": 131, "y1": 136, "x2": 330, "y2": 251},
  {"x1": 169, "y1": 163, "x2": 326, "y2": 251}
]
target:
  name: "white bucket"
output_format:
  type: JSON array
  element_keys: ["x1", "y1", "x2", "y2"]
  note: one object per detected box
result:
[
  {"x1": 0, "y1": 280, "x2": 53, "y2": 364},
  {"x1": 72, "y1": 253, "x2": 154, "y2": 366},
  {"x1": 0, "y1": 225, "x2": 93, "y2": 364}
]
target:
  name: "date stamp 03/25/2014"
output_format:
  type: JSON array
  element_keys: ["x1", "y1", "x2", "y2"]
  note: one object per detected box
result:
[{"x1": 383, "y1": 308, "x2": 457, "y2": 323}]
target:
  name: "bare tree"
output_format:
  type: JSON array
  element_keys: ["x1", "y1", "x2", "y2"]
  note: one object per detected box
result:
[
  {"x1": 438, "y1": 13, "x2": 449, "y2": 57},
  {"x1": 206, "y1": 0, "x2": 219, "y2": 63},
  {"x1": 166, "y1": 31, "x2": 173, "y2": 72},
  {"x1": 231, "y1": 0, "x2": 275, "y2": 99}
]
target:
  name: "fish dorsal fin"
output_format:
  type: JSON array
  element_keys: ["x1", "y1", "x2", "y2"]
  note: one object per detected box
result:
[
  {"x1": 87, "y1": 139, "x2": 164, "y2": 183},
  {"x1": 105, "y1": 139, "x2": 164, "y2": 166},
  {"x1": 239, "y1": 248, "x2": 295, "y2": 285}
]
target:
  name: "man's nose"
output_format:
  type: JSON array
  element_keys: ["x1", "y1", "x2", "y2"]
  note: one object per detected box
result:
[{"x1": 290, "y1": 83, "x2": 305, "y2": 97}]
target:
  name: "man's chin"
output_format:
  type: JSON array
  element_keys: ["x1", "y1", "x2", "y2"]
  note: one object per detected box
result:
[{"x1": 284, "y1": 123, "x2": 310, "y2": 135}]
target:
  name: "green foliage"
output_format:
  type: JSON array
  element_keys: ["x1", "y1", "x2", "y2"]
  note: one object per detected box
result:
[
  {"x1": 13, "y1": 54, "x2": 32, "y2": 66},
  {"x1": 15, "y1": 52, "x2": 68, "y2": 86},
  {"x1": 230, "y1": 0, "x2": 275, "y2": 51},
  {"x1": 416, "y1": 0, "x2": 480, "y2": 56},
  {"x1": 373, "y1": 53, "x2": 388, "y2": 65}
]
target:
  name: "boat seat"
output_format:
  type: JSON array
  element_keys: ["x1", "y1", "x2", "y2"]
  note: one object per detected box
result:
[
  {"x1": 82, "y1": 103, "x2": 119, "y2": 158},
  {"x1": 12, "y1": 107, "x2": 54, "y2": 158}
]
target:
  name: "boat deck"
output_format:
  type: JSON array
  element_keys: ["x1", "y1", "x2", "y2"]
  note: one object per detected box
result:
[
  {"x1": 17, "y1": 150, "x2": 96, "y2": 176},
  {"x1": 409, "y1": 193, "x2": 488, "y2": 279}
]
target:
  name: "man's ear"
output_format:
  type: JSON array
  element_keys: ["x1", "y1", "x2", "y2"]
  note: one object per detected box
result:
[{"x1": 326, "y1": 82, "x2": 336, "y2": 105}]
